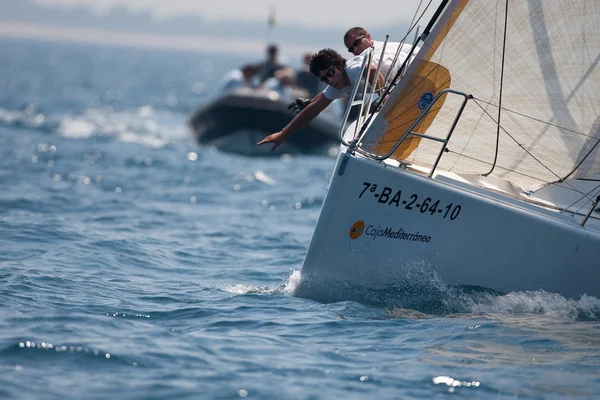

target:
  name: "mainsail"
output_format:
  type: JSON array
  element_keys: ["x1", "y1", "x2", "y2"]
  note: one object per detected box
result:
[{"x1": 361, "y1": 0, "x2": 600, "y2": 191}]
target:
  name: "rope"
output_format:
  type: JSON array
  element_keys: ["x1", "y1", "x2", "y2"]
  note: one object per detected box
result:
[{"x1": 482, "y1": 0, "x2": 510, "y2": 177}]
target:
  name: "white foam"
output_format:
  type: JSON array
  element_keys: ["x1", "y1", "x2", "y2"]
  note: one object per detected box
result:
[
  {"x1": 470, "y1": 291, "x2": 600, "y2": 320},
  {"x1": 283, "y1": 269, "x2": 302, "y2": 295},
  {"x1": 56, "y1": 106, "x2": 189, "y2": 147},
  {"x1": 253, "y1": 169, "x2": 276, "y2": 185},
  {"x1": 59, "y1": 118, "x2": 96, "y2": 138},
  {"x1": 222, "y1": 284, "x2": 277, "y2": 295}
]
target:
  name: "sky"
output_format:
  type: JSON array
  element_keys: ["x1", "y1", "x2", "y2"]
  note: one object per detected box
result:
[
  {"x1": 0, "y1": 0, "x2": 441, "y2": 56},
  {"x1": 34, "y1": 0, "x2": 440, "y2": 29}
]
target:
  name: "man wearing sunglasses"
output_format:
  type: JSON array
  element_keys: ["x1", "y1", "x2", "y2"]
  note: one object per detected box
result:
[
  {"x1": 257, "y1": 48, "x2": 383, "y2": 152},
  {"x1": 344, "y1": 26, "x2": 416, "y2": 83},
  {"x1": 287, "y1": 27, "x2": 417, "y2": 115}
]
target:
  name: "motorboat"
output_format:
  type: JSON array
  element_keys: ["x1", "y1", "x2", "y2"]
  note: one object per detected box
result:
[
  {"x1": 187, "y1": 87, "x2": 341, "y2": 156},
  {"x1": 293, "y1": 0, "x2": 600, "y2": 304}
]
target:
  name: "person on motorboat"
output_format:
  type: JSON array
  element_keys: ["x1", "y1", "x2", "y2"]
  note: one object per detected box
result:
[
  {"x1": 260, "y1": 67, "x2": 297, "y2": 103},
  {"x1": 295, "y1": 52, "x2": 325, "y2": 99},
  {"x1": 257, "y1": 44, "x2": 286, "y2": 84},
  {"x1": 257, "y1": 48, "x2": 383, "y2": 152},
  {"x1": 217, "y1": 63, "x2": 259, "y2": 93}
]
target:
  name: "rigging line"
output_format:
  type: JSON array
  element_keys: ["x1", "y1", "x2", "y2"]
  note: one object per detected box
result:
[
  {"x1": 564, "y1": 183, "x2": 600, "y2": 214},
  {"x1": 472, "y1": 99, "x2": 600, "y2": 204},
  {"x1": 352, "y1": 1, "x2": 437, "y2": 142},
  {"x1": 382, "y1": 0, "x2": 434, "y2": 87},
  {"x1": 473, "y1": 99, "x2": 592, "y2": 139},
  {"x1": 445, "y1": 149, "x2": 600, "y2": 202},
  {"x1": 400, "y1": 0, "x2": 435, "y2": 50},
  {"x1": 560, "y1": 139, "x2": 600, "y2": 182},
  {"x1": 444, "y1": 149, "x2": 549, "y2": 183},
  {"x1": 482, "y1": 0, "x2": 509, "y2": 177},
  {"x1": 406, "y1": 0, "x2": 427, "y2": 40},
  {"x1": 545, "y1": 178, "x2": 600, "y2": 203},
  {"x1": 384, "y1": 0, "x2": 430, "y2": 85},
  {"x1": 478, "y1": 47, "x2": 600, "y2": 182},
  {"x1": 499, "y1": 12, "x2": 599, "y2": 184},
  {"x1": 574, "y1": 178, "x2": 600, "y2": 182},
  {"x1": 474, "y1": 100, "x2": 600, "y2": 200},
  {"x1": 472, "y1": 98, "x2": 571, "y2": 181},
  {"x1": 561, "y1": 119, "x2": 600, "y2": 181},
  {"x1": 376, "y1": 0, "x2": 441, "y2": 103},
  {"x1": 445, "y1": 148, "x2": 597, "y2": 206}
]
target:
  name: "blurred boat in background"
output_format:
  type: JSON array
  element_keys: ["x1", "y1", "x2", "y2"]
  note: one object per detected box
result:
[{"x1": 187, "y1": 87, "x2": 341, "y2": 156}]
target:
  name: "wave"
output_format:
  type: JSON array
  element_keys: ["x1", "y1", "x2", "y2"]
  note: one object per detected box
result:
[
  {"x1": 286, "y1": 269, "x2": 600, "y2": 321},
  {"x1": 0, "y1": 340, "x2": 127, "y2": 366},
  {"x1": 0, "y1": 106, "x2": 58, "y2": 134},
  {"x1": 1, "y1": 105, "x2": 190, "y2": 148}
]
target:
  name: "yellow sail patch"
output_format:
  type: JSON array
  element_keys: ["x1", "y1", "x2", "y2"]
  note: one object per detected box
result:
[{"x1": 373, "y1": 61, "x2": 451, "y2": 161}]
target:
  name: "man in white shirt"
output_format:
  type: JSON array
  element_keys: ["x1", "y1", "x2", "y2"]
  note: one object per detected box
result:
[
  {"x1": 257, "y1": 48, "x2": 382, "y2": 152},
  {"x1": 343, "y1": 27, "x2": 417, "y2": 83},
  {"x1": 261, "y1": 68, "x2": 297, "y2": 103},
  {"x1": 287, "y1": 27, "x2": 418, "y2": 115}
]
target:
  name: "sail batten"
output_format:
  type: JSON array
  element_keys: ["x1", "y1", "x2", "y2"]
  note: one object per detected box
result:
[{"x1": 361, "y1": 0, "x2": 600, "y2": 191}]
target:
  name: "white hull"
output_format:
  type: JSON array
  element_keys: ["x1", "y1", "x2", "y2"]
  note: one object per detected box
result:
[
  {"x1": 298, "y1": 149, "x2": 600, "y2": 300},
  {"x1": 290, "y1": 0, "x2": 600, "y2": 304}
]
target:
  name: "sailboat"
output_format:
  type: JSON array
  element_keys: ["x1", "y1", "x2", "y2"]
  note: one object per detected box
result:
[{"x1": 294, "y1": 0, "x2": 600, "y2": 302}]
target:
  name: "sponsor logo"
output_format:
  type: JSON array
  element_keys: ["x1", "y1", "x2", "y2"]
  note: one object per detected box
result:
[
  {"x1": 366, "y1": 225, "x2": 432, "y2": 243},
  {"x1": 349, "y1": 220, "x2": 365, "y2": 239},
  {"x1": 349, "y1": 220, "x2": 432, "y2": 243},
  {"x1": 418, "y1": 91, "x2": 434, "y2": 110}
]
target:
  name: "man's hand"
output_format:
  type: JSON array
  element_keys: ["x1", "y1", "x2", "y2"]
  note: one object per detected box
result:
[
  {"x1": 287, "y1": 98, "x2": 312, "y2": 114},
  {"x1": 257, "y1": 131, "x2": 286, "y2": 152}
]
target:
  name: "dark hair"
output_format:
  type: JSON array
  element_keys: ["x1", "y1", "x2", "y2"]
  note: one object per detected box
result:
[
  {"x1": 344, "y1": 27, "x2": 368, "y2": 42},
  {"x1": 267, "y1": 44, "x2": 278, "y2": 55},
  {"x1": 309, "y1": 49, "x2": 346, "y2": 76},
  {"x1": 241, "y1": 64, "x2": 258, "y2": 74}
]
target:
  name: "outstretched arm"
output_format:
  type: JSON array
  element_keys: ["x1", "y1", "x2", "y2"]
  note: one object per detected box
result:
[{"x1": 257, "y1": 92, "x2": 333, "y2": 152}]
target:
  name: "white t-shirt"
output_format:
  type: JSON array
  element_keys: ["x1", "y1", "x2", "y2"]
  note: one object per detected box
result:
[
  {"x1": 217, "y1": 69, "x2": 247, "y2": 92},
  {"x1": 366, "y1": 40, "x2": 418, "y2": 81},
  {"x1": 262, "y1": 77, "x2": 295, "y2": 102},
  {"x1": 322, "y1": 56, "x2": 365, "y2": 100}
]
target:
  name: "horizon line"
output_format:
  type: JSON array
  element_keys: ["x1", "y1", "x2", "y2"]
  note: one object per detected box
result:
[{"x1": 0, "y1": 21, "x2": 342, "y2": 57}]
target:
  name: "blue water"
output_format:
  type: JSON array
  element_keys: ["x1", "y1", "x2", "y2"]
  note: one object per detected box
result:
[{"x1": 2, "y1": 38, "x2": 600, "y2": 400}]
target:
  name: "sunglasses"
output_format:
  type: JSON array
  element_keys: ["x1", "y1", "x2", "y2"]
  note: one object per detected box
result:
[
  {"x1": 319, "y1": 66, "x2": 336, "y2": 83},
  {"x1": 347, "y1": 35, "x2": 365, "y2": 53}
]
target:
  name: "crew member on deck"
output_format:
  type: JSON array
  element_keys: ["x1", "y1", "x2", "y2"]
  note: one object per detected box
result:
[
  {"x1": 257, "y1": 48, "x2": 383, "y2": 152},
  {"x1": 344, "y1": 26, "x2": 419, "y2": 82},
  {"x1": 287, "y1": 28, "x2": 417, "y2": 116}
]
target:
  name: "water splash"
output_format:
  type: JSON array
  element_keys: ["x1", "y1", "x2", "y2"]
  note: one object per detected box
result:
[
  {"x1": 287, "y1": 268, "x2": 600, "y2": 320},
  {"x1": 222, "y1": 284, "x2": 278, "y2": 295},
  {"x1": 222, "y1": 269, "x2": 301, "y2": 297},
  {"x1": 471, "y1": 291, "x2": 600, "y2": 320},
  {"x1": 57, "y1": 106, "x2": 188, "y2": 147},
  {"x1": 282, "y1": 269, "x2": 302, "y2": 295},
  {"x1": 253, "y1": 169, "x2": 276, "y2": 186}
]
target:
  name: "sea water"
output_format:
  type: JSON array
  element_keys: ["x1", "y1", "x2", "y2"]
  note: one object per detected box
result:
[{"x1": 1, "y1": 38, "x2": 600, "y2": 400}]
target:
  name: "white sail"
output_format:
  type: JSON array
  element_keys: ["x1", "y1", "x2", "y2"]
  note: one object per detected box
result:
[{"x1": 361, "y1": 0, "x2": 600, "y2": 191}]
